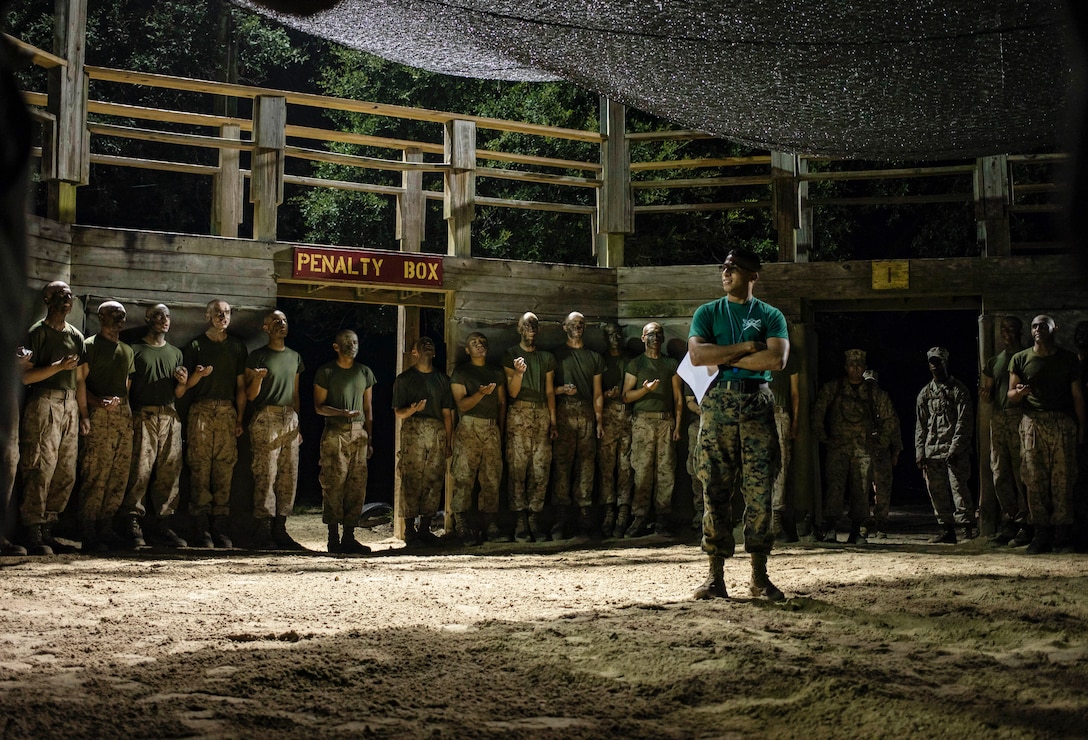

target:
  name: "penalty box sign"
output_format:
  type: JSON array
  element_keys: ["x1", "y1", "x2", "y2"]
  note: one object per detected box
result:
[{"x1": 293, "y1": 247, "x2": 443, "y2": 289}]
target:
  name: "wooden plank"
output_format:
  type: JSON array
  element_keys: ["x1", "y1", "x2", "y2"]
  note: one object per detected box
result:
[
  {"x1": 476, "y1": 196, "x2": 595, "y2": 214},
  {"x1": 283, "y1": 174, "x2": 403, "y2": 197},
  {"x1": 632, "y1": 175, "x2": 772, "y2": 189},
  {"x1": 88, "y1": 99, "x2": 250, "y2": 129},
  {"x1": 809, "y1": 193, "x2": 971, "y2": 206},
  {"x1": 444, "y1": 120, "x2": 476, "y2": 257},
  {"x1": 212, "y1": 123, "x2": 243, "y2": 237},
  {"x1": 89, "y1": 152, "x2": 219, "y2": 175},
  {"x1": 3, "y1": 33, "x2": 66, "y2": 67},
  {"x1": 88, "y1": 122, "x2": 252, "y2": 150},
  {"x1": 70, "y1": 246, "x2": 272, "y2": 279},
  {"x1": 397, "y1": 147, "x2": 425, "y2": 251},
  {"x1": 633, "y1": 201, "x2": 770, "y2": 213},
  {"x1": 630, "y1": 156, "x2": 772, "y2": 171},
  {"x1": 478, "y1": 150, "x2": 601, "y2": 173},
  {"x1": 476, "y1": 166, "x2": 600, "y2": 189},
  {"x1": 47, "y1": 0, "x2": 88, "y2": 188},
  {"x1": 287, "y1": 124, "x2": 443, "y2": 154},
  {"x1": 285, "y1": 144, "x2": 450, "y2": 173},
  {"x1": 251, "y1": 95, "x2": 286, "y2": 241},
  {"x1": 800, "y1": 165, "x2": 976, "y2": 182},
  {"x1": 625, "y1": 130, "x2": 715, "y2": 142},
  {"x1": 72, "y1": 225, "x2": 278, "y2": 260}
]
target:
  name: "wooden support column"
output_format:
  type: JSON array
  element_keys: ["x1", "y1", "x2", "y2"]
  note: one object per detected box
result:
[
  {"x1": 974, "y1": 155, "x2": 1011, "y2": 257},
  {"x1": 444, "y1": 120, "x2": 475, "y2": 257},
  {"x1": 771, "y1": 151, "x2": 810, "y2": 263},
  {"x1": 596, "y1": 96, "x2": 632, "y2": 268},
  {"x1": 398, "y1": 147, "x2": 425, "y2": 252},
  {"x1": 392, "y1": 305, "x2": 421, "y2": 540},
  {"x1": 250, "y1": 95, "x2": 285, "y2": 242},
  {"x1": 976, "y1": 313, "x2": 998, "y2": 536},
  {"x1": 790, "y1": 322, "x2": 819, "y2": 526},
  {"x1": 211, "y1": 123, "x2": 242, "y2": 237},
  {"x1": 46, "y1": 0, "x2": 88, "y2": 224}
]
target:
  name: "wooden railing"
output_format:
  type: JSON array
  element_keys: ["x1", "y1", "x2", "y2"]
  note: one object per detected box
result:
[{"x1": 10, "y1": 31, "x2": 1068, "y2": 264}]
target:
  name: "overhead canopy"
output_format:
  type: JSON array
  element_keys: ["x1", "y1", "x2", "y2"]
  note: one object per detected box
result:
[{"x1": 241, "y1": 0, "x2": 1076, "y2": 160}]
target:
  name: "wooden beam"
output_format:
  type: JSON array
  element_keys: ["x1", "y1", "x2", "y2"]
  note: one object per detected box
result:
[
  {"x1": 87, "y1": 122, "x2": 252, "y2": 150},
  {"x1": 597, "y1": 96, "x2": 631, "y2": 268},
  {"x1": 631, "y1": 175, "x2": 772, "y2": 189},
  {"x1": 46, "y1": 0, "x2": 89, "y2": 222},
  {"x1": 630, "y1": 156, "x2": 772, "y2": 171},
  {"x1": 800, "y1": 165, "x2": 976, "y2": 182},
  {"x1": 633, "y1": 200, "x2": 770, "y2": 214},
  {"x1": 398, "y1": 147, "x2": 425, "y2": 252},
  {"x1": 476, "y1": 167, "x2": 600, "y2": 189},
  {"x1": 250, "y1": 95, "x2": 285, "y2": 242},
  {"x1": 974, "y1": 155, "x2": 1011, "y2": 257},
  {"x1": 3, "y1": 33, "x2": 66, "y2": 67},
  {"x1": 212, "y1": 123, "x2": 242, "y2": 238},
  {"x1": 285, "y1": 144, "x2": 450, "y2": 173},
  {"x1": 444, "y1": 119, "x2": 476, "y2": 257}
]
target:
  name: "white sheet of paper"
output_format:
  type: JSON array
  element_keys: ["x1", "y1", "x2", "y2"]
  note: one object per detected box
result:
[{"x1": 678, "y1": 353, "x2": 718, "y2": 405}]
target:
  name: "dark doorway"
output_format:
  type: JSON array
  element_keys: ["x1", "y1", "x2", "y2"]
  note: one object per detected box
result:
[
  {"x1": 277, "y1": 298, "x2": 446, "y2": 508},
  {"x1": 813, "y1": 309, "x2": 981, "y2": 508}
]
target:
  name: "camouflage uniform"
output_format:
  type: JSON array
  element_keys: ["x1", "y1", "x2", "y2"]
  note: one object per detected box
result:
[
  {"x1": 315, "y1": 360, "x2": 376, "y2": 527},
  {"x1": 247, "y1": 345, "x2": 305, "y2": 519},
  {"x1": 814, "y1": 378, "x2": 894, "y2": 532},
  {"x1": 915, "y1": 376, "x2": 975, "y2": 528},
  {"x1": 19, "y1": 319, "x2": 84, "y2": 526},
  {"x1": 393, "y1": 366, "x2": 454, "y2": 520},
  {"x1": 626, "y1": 353, "x2": 679, "y2": 519},
  {"x1": 121, "y1": 339, "x2": 186, "y2": 519},
  {"x1": 691, "y1": 295, "x2": 788, "y2": 559},
  {"x1": 1009, "y1": 347, "x2": 1081, "y2": 528},
  {"x1": 79, "y1": 334, "x2": 135, "y2": 523},
  {"x1": 867, "y1": 380, "x2": 901, "y2": 530},
  {"x1": 598, "y1": 352, "x2": 632, "y2": 509},
  {"x1": 983, "y1": 349, "x2": 1027, "y2": 527},
  {"x1": 184, "y1": 334, "x2": 248, "y2": 518},
  {"x1": 503, "y1": 347, "x2": 555, "y2": 514},
  {"x1": 552, "y1": 345, "x2": 604, "y2": 509},
  {"x1": 450, "y1": 361, "x2": 505, "y2": 516},
  {"x1": 686, "y1": 413, "x2": 703, "y2": 521}
]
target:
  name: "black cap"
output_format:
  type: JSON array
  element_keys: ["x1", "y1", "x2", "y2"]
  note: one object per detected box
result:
[{"x1": 723, "y1": 248, "x2": 761, "y2": 272}]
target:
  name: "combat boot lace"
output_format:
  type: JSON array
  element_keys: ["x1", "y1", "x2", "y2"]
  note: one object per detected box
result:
[
  {"x1": 126, "y1": 516, "x2": 147, "y2": 549},
  {"x1": 23, "y1": 524, "x2": 52, "y2": 556},
  {"x1": 750, "y1": 553, "x2": 785, "y2": 602},
  {"x1": 693, "y1": 557, "x2": 727, "y2": 600}
]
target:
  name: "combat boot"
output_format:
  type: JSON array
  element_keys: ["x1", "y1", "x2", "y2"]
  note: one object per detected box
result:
[
  {"x1": 41, "y1": 523, "x2": 78, "y2": 554},
  {"x1": 1009, "y1": 525, "x2": 1034, "y2": 547},
  {"x1": 578, "y1": 506, "x2": 595, "y2": 538},
  {"x1": 327, "y1": 523, "x2": 341, "y2": 553},
  {"x1": 98, "y1": 518, "x2": 126, "y2": 550},
  {"x1": 623, "y1": 515, "x2": 645, "y2": 539},
  {"x1": 252, "y1": 517, "x2": 276, "y2": 550},
  {"x1": 272, "y1": 515, "x2": 305, "y2": 550},
  {"x1": 1026, "y1": 525, "x2": 1052, "y2": 555},
  {"x1": 483, "y1": 514, "x2": 505, "y2": 542},
  {"x1": 402, "y1": 517, "x2": 420, "y2": 547},
  {"x1": 126, "y1": 515, "x2": 147, "y2": 549},
  {"x1": 23, "y1": 524, "x2": 53, "y2": 556},
  {"x1": 613, "y1": 504, "x2": 631, "y2": 539},
  {"x1": 417, "y1": 516, "x2": 440, "y2": 547},
  {"x1": 991, "y1": 518, "x2": 1019, "y2": 546},
  {"x1": 693, "y1": 557, "x2": 727, "y2": 600},
  {"x1": 963, "y1": 521, "x2": 979, "y2": 540},
  {"x1": 600, "y1": 507, "x2": 616, "y2": 539},
  {"x1": 0, "y1": 536, "x2": 27, "y2": 556},
  {"x1": 550, "y1": 506, "x2": 568, "y2": 540},
  {"x1": 211, "y1": 516, "x2": 234, "y2": 549},
  {"x1": 340, "y1": 527, "x2": 371, "y2": 554},
  {"x1": 80, "y1": 518, "x2": 106, "y2": 553},
  {"x1": 750, "y1": 553, "x2": 785, "y2": 602},
  {"x1": 846, "y1": 524, "x2": 866, "y2": 545},
  {"x1": 1052, "y1": 524, "x2": 1074, "y2": 554},
  {"x1": 193, "y1": 513, "x2": 215, "y2": 549},
  {"x1": 528, "y1": 512, "x2": 548, "y2": 542},
  {"x1": 929, "y1": 524, "x2": 957, "y2": 544},
  {"x1": 452, "y1": 514, "x2": 473, "y2": 545},
  {"x1": 151, "y1": 518, "x2": 188, "y2": 548},
  {"x1": 513, "y1": 512, "x2": 531, "y2": 542},
  {"x1": 653, "y1": 515, "x2": 674, "y2": 538}
]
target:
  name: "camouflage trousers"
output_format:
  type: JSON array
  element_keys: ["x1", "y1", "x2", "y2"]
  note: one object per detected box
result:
[
  {"x1": 450, "y1": 416, "x2": 502, "y2": 515},
  {"x1": 506, "y1": 404, "x2": 552, "y2": 513},
  {"x1": 990, "y1": 410, "x2": 1027, "y2": 523},
  {"x1": 922, "y1": 454, "x2": 973, "y2": 526},
  {"x1": 1020, "y1": 412, "x2": 1078, "y2": 526},
  {"x1": 187, "y1": 401, "x2": 239, "y2": 517},
  {"x1": 2, "y1": 401, "x2": 17, "y2": 539},
  {"x1": 630, "y1": 413, "x2": 676, "y2": 518},
  {"x1": 398, "y1": 416, "x2": 447, "y2": 519},
  {"x1": 687, "y1": 419, "x2": 704, "y2": 517},
  {"x1": 78, "y1": 403, "x2": 133, "y2": 521},
  {"x1": 552, "y1": 402, "x2": 596, "y2": 507},
  {"x1": 822, "y1": 443, "x2": 873, "y2": 528},
  {"x1": 249, "y1": 406, "x2": 300, "y2": 519},
  {"x1": 318, "y1": 421, "x2": 369, "y2": 526},
  {"x1": 19, "y1": 390, "x2": 79, "y2": 525},
  {"x1": 869, "y1": 449, "x2": 893, "y2": 526},
  {"x1": 121, "y1": 406, "x2": 183, "y2": 519},
  {"x1": 772, "y1": 405, "x2": 792, "y2": 513},
  {"x1": 697, "y1": 386, "x2": 779, "y2": 558},
  {"x1": 598, "y1": 403, "x2": 632, "y2": 506}
]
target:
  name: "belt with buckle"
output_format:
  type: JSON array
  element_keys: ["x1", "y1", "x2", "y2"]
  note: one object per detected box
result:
[
  {"x1": 718, "y1": 378, "x2": 768, "y2": 394},
  {"x1": 514, "y1": 400, "x2": 546, "y2": 409},
  {"x1": 34, "y1": 388, "x2": 75, "y2": 400},
  {"x1": 461, "y1": 415, "x2": 498, "y2": 426},
  {"x1": 636, "y1": 411, "x2": 674, "y2": 420},
  {"x1": 195, "y1": 398, "x2": 234, "y2": 408}
]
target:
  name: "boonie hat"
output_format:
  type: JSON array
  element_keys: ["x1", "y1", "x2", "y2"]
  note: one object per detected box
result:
[{"x1": 844, "y1": 349, "x2": 866, "y2": 365}]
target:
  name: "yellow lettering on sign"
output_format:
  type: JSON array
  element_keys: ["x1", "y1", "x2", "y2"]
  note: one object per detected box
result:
[
  {"x1": 296, "y1": 252, "x2": 310, "y2": 271},
  {"x1": 871, "y1": 260, "x2": 909, "y2": 290},
  {"x1": 372, "y1": 258, "x2": 382, "y2": 277}
]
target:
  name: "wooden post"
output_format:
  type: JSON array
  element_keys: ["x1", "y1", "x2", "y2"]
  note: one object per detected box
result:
[
  {"x1": 791, "y1": 321, "x2": 819, "y2": 528},
  {"x1": 444, "y1": 120, "x2": 475, "y2": 257},
  {"x1": 772, "y1": 151, "x2": 811, "y2": 263},
  {"x1": 976, "y1": 313, "x2": 997, "y2": 536},
  {"x1": 211, "y1": 123, "x2": 242, "y2": 237},
  {"x1": 46, "y1": 0, "x2": 88, "y2": 224},
  {"x1": 250, "y1": 95, "x2": 286, "y2": 242},
  {"x1": 398, "y1": 147, "x2": 425, "y2": 252},
  {"x1": 596, "y1": 96, "x2": 632, "y2": 268},
  {"x1": 974, "y1": 155, "x2": 1011, "y2": 257},
  {"x1": 392, "y1": 305, "x2": 421, "y2": 540}
]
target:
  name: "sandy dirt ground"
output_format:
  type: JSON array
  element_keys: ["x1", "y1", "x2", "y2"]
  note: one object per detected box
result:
[{"x1": 1, "y1": 510, "x2": 1086, "y2": 739}]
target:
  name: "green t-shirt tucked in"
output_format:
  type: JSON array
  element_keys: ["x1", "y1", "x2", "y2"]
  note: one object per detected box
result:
[
  {"x1": 554, "y1": 345, "x2": 606, "y2": 403},
  {"x1": 247, "y1": 345, "x2": 305, "y2": 409},
  {"x1": 625, "y1": 354, "x2": 679, "y2": 413},
  {"x1": 502, "y1": 346, "x2": 555, "y2": 404},
  {"x1": 84, "y1": 335, "x2": 135, "y2": 399},
  {"x1": 184, "y1": 334, "x2": 248, "y2": 402},
  {"x1": 602, "y1": 352, "x2": 629, "y2": 398},
  {"x1": 130, "y1": 340, "x2": 184, "y2": 407},
  {"x1": 983, "y1": 349, "x2": 1019, "y2": 411},
  {"x1": 1009, "y1": 347, "x2": 1080, "y2": 414},
  {"x1": 689, "y1": 296, "x2": 788, "y2": 382},
  {"x1": 26, "y1": 319, "x2": 85, "y2": 392},
  {"x1": 450, "y1": 362, "x2": 506, "y2": 420},
  {"x1": 393, "y1": 366, "x2": 453, "y2": 421},
  {"x1": 314, "y1": 361, "x2": 377, "y2": 417}
]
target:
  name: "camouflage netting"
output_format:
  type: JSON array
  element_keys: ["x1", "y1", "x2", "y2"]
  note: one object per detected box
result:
[{"x1": 240, "y1": 0, "x2": 1076, "y2": 160}]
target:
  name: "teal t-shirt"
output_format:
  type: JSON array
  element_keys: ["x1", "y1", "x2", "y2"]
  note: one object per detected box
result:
[
  {"x1": 130, "y1": 340, "x2": 184, "y2": 406},
  {"x1": 502, "y1": 346, "x2": 556, "y2": 404},
  {"x1": 625, "y1": 354, "x2": 679, "y2": 413},
  {"x1": 247, "y1": 345, "x2": 305, "y2": 409},
  {"x1": 84, "y1": 335, "x2": 135, "y2": 400},
  {"x1": 689, "y1": 296, "x2": 788, "y2": 382},
  {"x1": 184, "y1": 334, "x2": 248, "y2": 402},
  {"x1": 392, "y1": 366, "x2": 454, "y2": 421},
  {"x1": 26, "y1": 319, "x2": 85, "y2": 392},
  {"x1": 450, "y1": 361, "x2": 506, "y2": 420},
  {"x1": 314, "y1": 360, "x2": 377, "y2": 415},
  {"x1": 554, "y1": 345, "x2": 605, "y2": 403}
]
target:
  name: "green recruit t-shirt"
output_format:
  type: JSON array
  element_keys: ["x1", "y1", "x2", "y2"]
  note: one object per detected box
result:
[
  {"x1": 450, "y1": 362, "x2": 506, "y2": 420},
  {"x1": 1009, "y1": 347, "x2": 1080, "y2": 414},
  {"x1": 26, "y1": 319, "x2": 85, "y2": 392},
  {"x1": 625, "y1": 354, "x2": 679, "y2": 413},
  {"x1": 554, "y1": 345, "x2": 606, "y2": 403},
  {"x1": 247, "y1": 345, "x2": 305, "y2": 409},
  {"x1": 314, "y1": 361, "x2": 377, "y2": 414},
  {"x1": 392, "y1": 366, "x2": 454, "y2": 421},
  {"x1": 84, "y1": 335, "x2": 135, "y2": 399},
  {"x1": 689, "y1": 296, "x2": 788, "y2": 382},
  {"x1": 184, "y1": 334, "x2": 248, "y2": 402},
  {"x1": 130, "y1": 340, "x2": 184, "y2": 406},
  {"x1": 502, "y1": 346, "x2": 555, "y2": 404}
]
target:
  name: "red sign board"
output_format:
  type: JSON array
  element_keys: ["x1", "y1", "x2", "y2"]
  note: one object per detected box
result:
[{"x1": 292, "y1": 246, "x2": 443, "y2": 289}]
